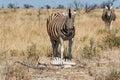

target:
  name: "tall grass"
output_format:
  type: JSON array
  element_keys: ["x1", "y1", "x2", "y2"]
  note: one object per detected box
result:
[{"x1": 0, "y1": 9, "x2": 120, "y2": 59}]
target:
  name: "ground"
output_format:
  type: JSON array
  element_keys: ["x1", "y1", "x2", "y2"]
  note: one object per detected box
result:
[{"x1": 0, "y1": 9, "x2": 120, "y2": 80}]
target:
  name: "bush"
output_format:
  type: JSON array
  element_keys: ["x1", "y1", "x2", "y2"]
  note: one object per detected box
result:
[
  {"x1": 82, "y1": 38, "x2": 98, "y2": 59},
  {"x1": 103, "y1": 30, "x2": 120, "y2": 49},
  {"x1": 95, "y1": 68, "x2": 120, "y2": 80}
]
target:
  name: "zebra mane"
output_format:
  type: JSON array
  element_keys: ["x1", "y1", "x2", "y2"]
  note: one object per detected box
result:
[{"x1": 68, "y1": 9, "x2": 71, "y2": 18}]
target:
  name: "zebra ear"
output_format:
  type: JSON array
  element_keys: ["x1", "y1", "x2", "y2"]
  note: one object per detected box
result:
[
  {"x1": 62, "y1": 13, "x2": 67, "y2": 16},
  {"x1": 73, "y1": 10, "x2": 77, "y2": 15},
  {"x1": 68, "y1": 9, "x2": 71, "y2": 18},
  {"x1": 72, "y1": 10, "x2": 77, "y2": 18},
  {"x1": 110, "y1": 6, "x2": 113, "y2": 9},
  {"x1": 105, "y1": 6, "x2": 108, "y2": 9}
]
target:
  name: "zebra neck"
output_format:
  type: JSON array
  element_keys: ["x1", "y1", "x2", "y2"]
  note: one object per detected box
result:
[
  {"x1": 61, "y1": 25, "x2": 68, "y2": 36},
  {"x1": 60, "y1": 25, "x2": 74, "y2": 37}
]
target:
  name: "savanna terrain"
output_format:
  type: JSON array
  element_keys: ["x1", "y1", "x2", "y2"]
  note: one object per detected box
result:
[{"x1": 0, "y1": 8, "x2": 120, "y2": 80}]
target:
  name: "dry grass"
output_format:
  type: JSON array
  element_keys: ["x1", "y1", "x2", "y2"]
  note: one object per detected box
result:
[{"x1": 0, "y1": 9, "x2": 120, "y2": 80}]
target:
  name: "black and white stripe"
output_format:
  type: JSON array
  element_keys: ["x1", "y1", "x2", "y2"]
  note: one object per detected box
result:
[
  {"x1": 102, "y1": 4, "x2": 116, "y2": 30},
  {"x1": 46, "y1": 9, "x2": 76, "y2": 59}
]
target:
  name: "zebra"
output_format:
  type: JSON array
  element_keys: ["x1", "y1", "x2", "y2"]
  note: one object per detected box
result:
[
  {"x1": 102, "y1": 4, "x2": 116, "y2": 30},
  {"x1": 46, "y1": 9, "x2": 76, "y2": 59}
]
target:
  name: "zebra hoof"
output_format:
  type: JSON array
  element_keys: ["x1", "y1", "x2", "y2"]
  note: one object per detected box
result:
[{"x1": 65, "y1": 56, "x2": 72, "y2": 60}]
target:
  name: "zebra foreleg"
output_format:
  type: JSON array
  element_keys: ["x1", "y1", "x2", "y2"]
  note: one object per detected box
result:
[
  {"x1": 68, "y1": 39, "x2": 73, "y2": 59},
  {"x1": 110, "y1": 20, "x2": 113, "y2": 30},
  {"x1": 55, "y1": 41, "x2": 59, "y2": 57},
  {"x1": 60, "y1": 37, "x2": 64, "y2": 59}
]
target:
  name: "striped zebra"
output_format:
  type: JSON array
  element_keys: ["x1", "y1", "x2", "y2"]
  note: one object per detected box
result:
[
  {"x1": 46, "y1": 9, "x2": 76, "y2": 59},
  {"x1": 102, "y1": 4, "x2": 116, "y2": 30}
]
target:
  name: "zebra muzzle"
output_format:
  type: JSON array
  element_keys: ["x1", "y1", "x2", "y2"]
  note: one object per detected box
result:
[{"x1": 67, "y1": 29, "x2": 74, "y2": 37}]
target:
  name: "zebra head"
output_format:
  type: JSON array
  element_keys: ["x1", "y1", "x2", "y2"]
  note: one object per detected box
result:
[
  {"x1": 64, "y1": 9, "x2": 76, "y2": 36},
  {"x1": 105, "y1": 4, "x2": 113, "y2": 17},
  {"x1": 102, "y1": 4, "x2": 116, "y2": 30}
]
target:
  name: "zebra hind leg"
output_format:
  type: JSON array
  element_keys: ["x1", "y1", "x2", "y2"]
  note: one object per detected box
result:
[
  {"x1": 68, "y1": 39, "x2": 73, "y2": 60},
  {"x1": 51, "y1": 40, "x2": 56, "y2": 58}
]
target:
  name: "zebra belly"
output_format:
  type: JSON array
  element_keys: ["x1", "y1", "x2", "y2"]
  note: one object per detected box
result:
[
  {"x1": 47, "y1": 31, "x2": 59, "y2": 41},
  {"x1": 48, "y1": 31, "x2": 74, "y2": 41}
]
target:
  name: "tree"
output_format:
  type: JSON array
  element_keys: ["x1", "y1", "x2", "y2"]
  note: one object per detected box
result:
[
  {"x1": 85, "y1": 3, "x2": 98, "y2": 13},
  {"x1": 45, "y1": 5, "x2": 51, "y2": 9},
  {"x1": 41, "y1": 7, "x2": 44, "y2": 9},
  {"x1": 57, "y1": 4, "x2": 64, "y2": 9},
  {"x1": 72, "y1": 0, "x2": 84, "y2": 10},
  {"x1": 8, "y1": 3, "x2": 15, "y2": 8},
  {"x1": 2, "y1": 5, "x2": 4, "y2": 8},
  {"x1": 24, "y1": 4, "x2": 34, "y2": 8}
]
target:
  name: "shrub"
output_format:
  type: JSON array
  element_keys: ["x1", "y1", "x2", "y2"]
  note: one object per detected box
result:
[
  {"x1": 103, "y1": 30, "x2": 120, "y2": 49},
  {"x1": 26, "y1": 43, "x2": 39, "y2": 65},
  {"x1": 95, "y1": 68, "x2": 120, "y2": 80},
  {"x1": 82, "y1": 38, "x2": 98, "y2": 59}
]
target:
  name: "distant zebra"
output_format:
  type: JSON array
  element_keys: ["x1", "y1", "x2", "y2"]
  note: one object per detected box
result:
[
  {"x1": 46, "y1": 9, "x2": 76, "y2": 59},
  {"x1": 102, "y1": 4, "x2": 116, "y2": 30}
]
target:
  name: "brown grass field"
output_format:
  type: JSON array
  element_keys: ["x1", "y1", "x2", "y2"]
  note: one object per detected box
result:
[{"x1": 0, "y1": 9, "x2": 120, "y2": 80}]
